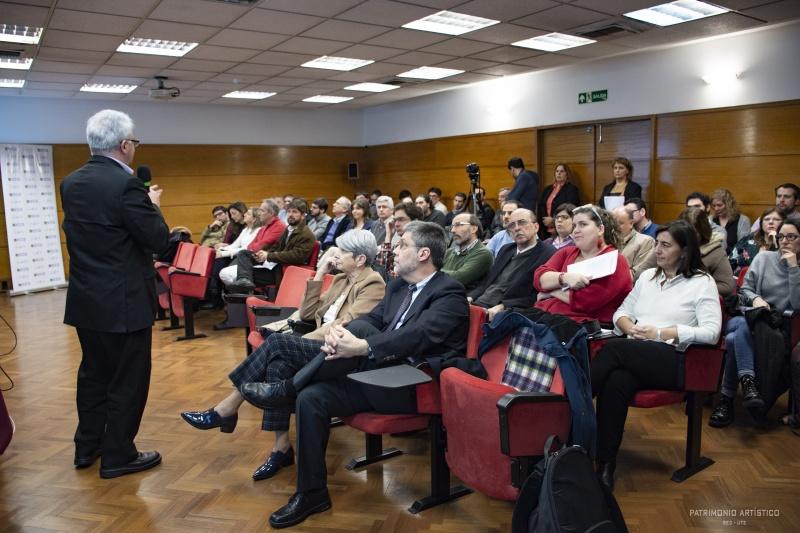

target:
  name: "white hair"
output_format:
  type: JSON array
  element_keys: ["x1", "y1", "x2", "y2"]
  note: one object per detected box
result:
[
  {"x1": 86, "y1": 109, "x2": 134, "y2": 154},
  {"x1": 336, "y1": 229, "x2": 378, "y2": 265},
  {"x1": 376, "y1": 195, "x2": 394, "y2": 208}
]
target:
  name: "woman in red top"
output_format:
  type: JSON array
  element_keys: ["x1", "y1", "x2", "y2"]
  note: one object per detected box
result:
[{"x1": 534, "y1": 204, "x2": 632, "y2": 323}]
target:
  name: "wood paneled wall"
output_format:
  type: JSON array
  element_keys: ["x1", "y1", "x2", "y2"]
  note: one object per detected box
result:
[{"x1": 0, "y1": 101, "x2": 798, "y2": 285}]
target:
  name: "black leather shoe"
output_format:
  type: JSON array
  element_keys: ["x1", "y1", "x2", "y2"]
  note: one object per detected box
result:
[
  {"x1": 709, "y1": 395, "x2": 734, "y2": 428},
  {"x1": 740, "y1": 375, "x2": 765, "y2": 408},
  {"x1": 269, "y1": 489, "x2": 331, "y2": 529},
  {"x1": 74, "y1": 450, "x2": 101, "y2": 469},
  {"x1": 229, "y1": 279, "x2": 255, "y2": 294},
  {"x1": 252, "y1": 447, "x2": 294, "y2": 481},
  {"x1": 597, "y1": 460, "x2": 616, "y2": 492},
  {"x1": 100, "y1": 451, "x2": 161, "y2": 479},
  {"x1": 240, "y1": 381, "x2": 293, "y2": 409},
  {"x1": 181, "y1": 408, "x2": 238, "y2": 433}
]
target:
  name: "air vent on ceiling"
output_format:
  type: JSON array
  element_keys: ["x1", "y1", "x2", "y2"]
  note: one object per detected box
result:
[
  {"x1": 576, "y1": 21, "x2": 642, "y2": 40},
  {"x1": 0, "y1": 48, "x2": 24, "y2": 59},
  {"x1": 382, "y1": 77, "x2": 426, "y2": 86}
]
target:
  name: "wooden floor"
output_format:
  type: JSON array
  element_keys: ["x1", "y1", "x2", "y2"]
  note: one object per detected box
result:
[{"x1": 0, "y1": 290, "x2": 798, "y2": 533}]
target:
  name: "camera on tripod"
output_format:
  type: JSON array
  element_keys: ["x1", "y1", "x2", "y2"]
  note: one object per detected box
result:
[{"x1": 466, "y1": 162, "x2": 480, "y2": 185}]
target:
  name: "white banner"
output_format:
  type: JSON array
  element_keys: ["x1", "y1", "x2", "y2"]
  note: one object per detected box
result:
[{"x1": 0, "y1": 144, "x2": 67, "y2": 295}]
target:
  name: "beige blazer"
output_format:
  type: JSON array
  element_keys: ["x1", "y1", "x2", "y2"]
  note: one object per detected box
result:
[
  {"x1": 620, "y1": 229, "x2": 656, "y2": 282},
  {"x1": 299, "y1": 268, "x2": 386, "y2": 341}
]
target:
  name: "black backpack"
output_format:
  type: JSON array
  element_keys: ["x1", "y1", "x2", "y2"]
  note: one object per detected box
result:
[{"x1": 512, "y1": 436, "x2": 627, "y2": 533}]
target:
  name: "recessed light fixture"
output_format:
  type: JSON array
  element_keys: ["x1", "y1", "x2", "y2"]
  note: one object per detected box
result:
[
  {"x1": 701, "y1": 71, "x2": 740, "y2": 85},
  {"x1": 512, "y1": 33, "x2": 596, "y2": 52},
  {"x1": 0, "y1": 24, "x2": 42, "y2": 44},
  {"x1": 0, "y1": 78, "x2": 25, "y2": 88},
  {"x1": 302, "y1": 95, "x2": 353, "y2": 104},
  {"x1": 117, "y1": 37, "x2": 198, "y2": 57},
  {"x1": 222, "y1": 90, "x2": 276, "y2": 99},
  {"x1": 344, "y1": 82, "x2": 400, "y2": 93},
  {"x1": 80, "y1": 83, "x2": 138, "y2": 94},
  {"x1": 0, "y1": 57, "x2": 33, "y2": 70},
  {"x1": 301, "y1": 56, "x2": 374, "y2": 71},
  {"x1": 402, "y1": 10, "x2": 499, "y2": 36},
  {"x1": 624, "y1": 0, "x2": 728, "y2": 27},
  {"x1": 397, "y1": 66, "x2": 464, "y2": 80}
]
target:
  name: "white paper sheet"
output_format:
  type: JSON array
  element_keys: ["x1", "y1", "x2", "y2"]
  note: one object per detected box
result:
[
  {"x1": 567, "y1": 250, "x2": 619, "y2": 280},
  {"x1": 603, "y1": 196, "x2": 625, "y2": 210},
  {"x1": 253, "y1": 261, "x2": 278, "y2": 270}
]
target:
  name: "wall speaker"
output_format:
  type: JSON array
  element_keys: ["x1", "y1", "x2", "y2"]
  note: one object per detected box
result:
[{"x1": 347, "y1": 162, "x2": 359, "y2": 180}]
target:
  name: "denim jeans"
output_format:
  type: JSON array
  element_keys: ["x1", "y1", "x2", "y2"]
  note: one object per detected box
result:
[{"x1": 721, "y1": 316, "x2": 755, "y2": 397}]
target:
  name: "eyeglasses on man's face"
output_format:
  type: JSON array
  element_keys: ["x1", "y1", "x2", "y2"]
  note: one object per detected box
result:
[
  {"x1": 506, "y1": 219, "x2": 532, "y2": 230},
  {"x1": 451, "y1": 221, "x2": 473, "y2": 228}
]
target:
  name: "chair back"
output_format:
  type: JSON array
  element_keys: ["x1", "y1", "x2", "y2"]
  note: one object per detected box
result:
[
  {"x1": 189, "y1": 246, "x2": 215, "y2": 277},
  {"x1": 483, "y1": 338, "x2": 511, "y2": 383},
  {"x1": 321, "y1": 273, "x2": 336, "y2": 294},
  {"x1": 174, "y1": 242, "x2": 197, "y2": 270},
  {"x1": 273, "y1": 265, "x2": 315, "y2": 307},
  {"x1": 736, "y1": 266, "x2": 749, "y2": 288},
  {"x1": 466, "y1": 305, "x2": 487, "y2": 358},
  {"x1": 306, "y1": 241, "x2": 321, "y2": 269}
]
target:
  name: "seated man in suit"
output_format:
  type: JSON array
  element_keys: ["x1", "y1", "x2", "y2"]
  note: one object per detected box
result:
[
  {"x1": 227, "y1": 199, "x2": 314, "y2": 292},
  {"x1": 237, "y1": 221, "x2": 469, "y2": 528},
  {"x1": 468, "y1": 208, "x2": 555, "y2": 320},
  {"x1": 318, "y1": 196, "x2": 352, "y2": 251}
]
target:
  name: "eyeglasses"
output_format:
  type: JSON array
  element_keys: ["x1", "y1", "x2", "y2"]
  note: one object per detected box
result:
[
  {"x1": 506, "y1": 219, "x2": 532, "y2": 230},
  {"x1": 777, "y1": 234, "x2": 799, "y2": 242},
  {"x1": 451, "y1": 221, "x2": 473, "y2": 228},
  {"x1": 123, "y1": 138, "x2": 140, "y2": 147}
]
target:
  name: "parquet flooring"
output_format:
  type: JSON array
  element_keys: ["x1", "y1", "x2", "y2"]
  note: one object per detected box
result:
[{"x1": 0, "y1": 290, "x2": 797, "y2": 532}]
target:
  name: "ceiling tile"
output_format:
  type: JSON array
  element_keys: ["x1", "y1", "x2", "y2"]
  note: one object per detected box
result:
[
  {"x1": 301, "y1": 19, "x2": 392, "y2": 42},
  {"x1": 168, "y1": 58, "x2": 238, "y2": 72},
  {"x1": 208, "y1": 73, "x2": 265, "y2": 85},
  {"x1": 0, "y1": 2, "x2": 50, "y2": 26},
  {"x1": 27, "y1": 72, "x2": 90, "y2": 84},
  {"x1": 87, "y1": 75, "x2": 148, "y2": 85},
  {"x1": 227, "y1": 63, "x2": 291, "y2": 76},
  {"x1": 271, "y1": 36, "x2": 351, "y2": 55},
  {"x1": 419, "y1": 38, "x2": 498, "y2": 56},
  {"x1": 557, "y1": 41, "x2": 631, "y2": 59},
  {"x1": 138, "y1": 77, "x2": 197, "y2": 89},
  {"x1": 301, "y1": 79, "x2": 350, "y2": 90},
  {"x1": 466, "y1": 23, "x2": 546, "y2": 44},
  {"x1": 230, "y1": 9, "x2": 324, "y2": 35},
  {"x1": 48, "y1": 9, "x2": 139, "y2": 36},
  {"x1": 191, "y1": 81, "x2": 241, "y2": 91},
  {"x1": 25, "y1": 81, "x2": 82, "y2": 91},
  {"x1": 206, "y1": 29, "x2": 290, "y2": 50},
  {"x1": 149, "y1": 0, "x2": 250, "y2": 27},
  {"x1": 278, "y1": 67, "x2": 342, "y2": 80},
  {"x1": 610, "y1": 28, "x2": 685, "y2": 49},
  {"x1": 36, "y1": 47, "x2": 111, "y2": 64},
  {"x1": 263, "y1": 76, "x2": 318, "y2": 87},
  {"x1": 247, "y1": 50, "x2": 316, "y2": 66},
  {"x1": 30, "y1": 60, "x2": 98, "y2": 74},
  {"x1": 457, "y1": 0, "x2": 558, "y2": 20},
  {"x1": 56, "y1": 0, "x2": 160, "y2": 18},
  {"x1": 156, "y1": 68, "x2": 217, "y2": 81},
  {"x1": 433, "y1": 57, "x2": 500, "y2": 71},
  {"x1": 469, "y1": 45, "x2": 542, "y2": 63},
  {"x1": 41, "y1": 30, "x2": 123, "y2": 52},
  {"x1": 364, "y1": 28, "x2": 450, "y2": 49},
  {"x1": 513, "y1": 53, "x2": 580, "y2": 68},
  {"x1": 570, "y1": 0, "x2": 660, "y2": 16},
  {"x1": 256, "y1": 0, "x2": 364, "y2": 17},
  {"x1": 330, "y1": 71, "x2": 385, "y2": 82},
  {"x1": 742, "y1": 0, "x2": 800, "y2": 22},
  {"x1": 335, "y1": 0, "x2": 438, "y2": 26},
  {"x1": 514, "y1": 5, "x2": 610, "y2": 31},
  {"x1": 716, "y1": 0, "x2": 783, "y2": 8},
  {"x1": 446, "y1": 71, "x2": 501, "y2": 84},
  {"x1": 134, "y1": 20, "x2": 220, "y2": 42},
  {"x1": 107, "y1": 52, "x2": 177, "y2": 68},
  {"x1": 96, "y1": 65, "x2": 161, "y2": 78},
  {"x1": 283, "y1": 86, "x2": 328, "y2": 96},
  {"x1": 666, "y1": 12, "x2": 763, "y2": 39},
  {"x1": 351, "y1": 61, "x2": 410, "y2": 75},
  {"x1": 333, "y1": 44, "x2": 406, "y2": 61},
  {"x1": 387, "y1": 50, "x2": 457, "y2": 66},
  {"x1": 474, "y1": 63, "x2": 535, "y2": 76},
  {"x1": 186, "y1": 45, "x2": 259, "y2": 62}
]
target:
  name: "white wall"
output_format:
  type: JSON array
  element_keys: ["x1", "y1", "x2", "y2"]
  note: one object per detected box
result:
[
  {"x1": 0, "y1": 97, "x2": 364, "y2": 146},
  {"x1": 362, "y1": 21, "x2": 800, "y2": 145}
]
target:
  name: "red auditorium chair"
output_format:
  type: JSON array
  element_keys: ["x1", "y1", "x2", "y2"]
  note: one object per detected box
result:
[
  {"x1": 253, "y1": 241, "x2": 321, "y2": 299},
  {"x1": 154, "y1": 241, "x2": 196, "y2": 330},
  {"x1": 341, "y1": 304, "x2": 487, "y2": 513},
  {"x1": 168, "y1": 245, "x2": 216, "y2": 341},
  {"x1": 439, "y1": 337, "x2": 571, "y2": 502}
]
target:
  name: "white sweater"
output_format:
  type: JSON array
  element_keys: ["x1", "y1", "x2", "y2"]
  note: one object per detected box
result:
[
  {"x1": 613, "y1": 268, "x2": 721, "y2": 345},
  {"x1": 217, "y1": 225, "x2": 259, "y2": 258}
]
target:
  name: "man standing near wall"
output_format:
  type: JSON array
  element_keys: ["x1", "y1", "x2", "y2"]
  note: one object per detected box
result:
[
  {"x1": 506, "y1": 157, "x2": 539, "y2": 211},
  {"x1": 61, "y1": 109, "x2": 169, "y2": 478}
]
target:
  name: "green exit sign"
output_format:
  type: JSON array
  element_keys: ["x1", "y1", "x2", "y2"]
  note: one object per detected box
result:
[{"x1": 578, "y1": 89, "x2": 608, "y2": 104}]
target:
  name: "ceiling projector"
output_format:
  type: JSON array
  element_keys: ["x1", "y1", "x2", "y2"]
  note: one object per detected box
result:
[{"x1": 149, "y1": 76, "x2": 180, "y2": 100}]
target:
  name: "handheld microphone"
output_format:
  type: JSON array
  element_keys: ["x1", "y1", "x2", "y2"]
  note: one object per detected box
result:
[{"x1": 136, "y1": 165, "x2": 151, "y2": 187}]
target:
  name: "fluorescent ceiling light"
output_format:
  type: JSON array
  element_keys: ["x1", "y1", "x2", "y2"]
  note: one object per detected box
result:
[
  {"x1": 624, "y1": 0, "x2": 728, "y2": 27},
  {"x1": 117, "y1": 37, "x2": 198, "y2": 57},
  {"x1": 223, "y1": 90, "x2": 276, "y2": 99},
  {"x1": 0, "y1": 24, "x2": 42, "y2": 44},
  {"x1": 80, "y1": 83, "x2": 137, "y2": 94},
  {"x1": 402, "y1": 10, "x2": 499, "y2": 36},
  {"x1": 0, "y1": 78, "x2": 24, "y2": 88},
  {"x1": 512, "y1": 33, "x2": 595, "y2": 52},
  {"x1": 303, "y1": 95, "x2": 353, "y2": 104},
  {"x1": 301, "y1": 56, "x2": 374, "y2": 71},
  {"x1": 344, "y1": 82, "x2": 399, "y2": 93},
  {"x1": 0, "y1": 57, "x2": 32, "y2": 70},
  {"x1": 397, "y1": 66, "x2": 464, "y2": 80},
  {"x1": 702, "y1": 71, "x2": 740, "y2": 85}
]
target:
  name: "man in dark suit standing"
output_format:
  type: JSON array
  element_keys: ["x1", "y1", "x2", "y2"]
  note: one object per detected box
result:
[
  {"x1": 60, "y1": 109, "x2": 169, "y2": 479},
  {"x1": 237, "y1": 221, "x2": 469, "y2": 528},
  {"x1": 506, "y1": 156, "x2": 539, "y2": 211}
]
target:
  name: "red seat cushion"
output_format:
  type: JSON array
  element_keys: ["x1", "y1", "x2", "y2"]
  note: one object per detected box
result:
[
  {"x1": 343, "y1": 412, "x2": 429, "y2": 434},
  {"x1": 631, "y1": 390, "x2": 685, "y2": 408}
]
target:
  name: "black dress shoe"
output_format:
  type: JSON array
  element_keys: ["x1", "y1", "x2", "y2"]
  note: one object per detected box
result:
[
  {"x1": 181, "y1": 408, "x2": 238, "y2": 433},
  {"x1": 709, "y1": 395, "x2": 734, "y2": 428},
  {"x1": 228, "y1": 279, "x2": 255, "y2": 294},
  {"x1": 269, "y1": 489, "x2": 331, "y2": 529},
  {"x1": 740, "y1": 375, "x2": 765, "y2": 408},
  {"x1": 240, "y1": 381, "x2": 293, "y2": 409},
  {"x1": 252, "y1": 447, "x2": 294, "y2": 481},
  {"x1": 597, "y1": 460, "x2": 616, "y2": 492},
  {"x1": 74, "y1": 450, "x2": 101, "y2": 469},
  {"x1": 100, "y1": 451, "x2": 161, "y2": 479}
]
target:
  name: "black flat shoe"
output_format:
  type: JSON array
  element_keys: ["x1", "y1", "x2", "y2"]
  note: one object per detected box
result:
[
  {"x1": 269, "y1": 489, "x2": 331, "y2": 529},
  {"x1": 709, "y1": 395, "x2": 734, "y2": 428},
  {"x1": 240, "y1": 381, "x2": 293, "y2": 409},
  {"x1": 74, "y1": 450, "x2": 101, "y2": 469},
  {"x1": 252, "y1": 447, "x2": 295, "y2": 481},
  {"x1": 181, "y1": 408, "x2": 238, "y2": 433},
  {"x1": 100, "y1": 451, "x2": 161, "y2": 479}
]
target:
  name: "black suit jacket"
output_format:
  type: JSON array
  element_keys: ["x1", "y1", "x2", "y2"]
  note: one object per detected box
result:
[
  {"x1": 61, "y1": 155, "x2": 169, "y2": 333},
  {"x1": 598, "y1": 180, "x2": 643, "y2": 208},
  {"x1": 538, "y1": 181, "x2": 580, "y2": 219},
  {"x1": 353, "y1": 271, "x2": 469, "y2": 365},
  {"x1": 468, "y1": 241, "x2": 555, "y2": 309},
  {"x1": 319, "y1": 216, "x2": 352, "y2": 250}
]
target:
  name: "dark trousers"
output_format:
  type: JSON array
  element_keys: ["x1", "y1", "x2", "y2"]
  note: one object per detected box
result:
[
  {"x1": 74, "y1": 327, "x2": 152, "y2": 468},
  {"x1": 207, "y1": 257, "x2": 231, "y2": 301},
  {"x1": 591, "y1": 338, "x2": 682, "y2": 462},
  {"x1": 294, "y1": 321, "x2": 417, "y2": 492},
  {"x1": 231, "y1": 249, "x2": 277, "y2": 286}
]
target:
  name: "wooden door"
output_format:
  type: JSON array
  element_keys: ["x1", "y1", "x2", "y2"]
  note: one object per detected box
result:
[
  {"x1": 594, "y1": 119, "x2": 652, "y2": 205},
  {"x1": 539, "y1": 124, "x2": 595, "y2": 209}
]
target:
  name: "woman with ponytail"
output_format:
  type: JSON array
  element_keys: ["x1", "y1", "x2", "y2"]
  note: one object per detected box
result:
[{"x1": 534, "y1": 204, "x2": 633, "y2": 323}]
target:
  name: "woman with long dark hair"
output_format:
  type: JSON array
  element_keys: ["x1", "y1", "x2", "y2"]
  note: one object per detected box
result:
[
  {"x1": 592, "y1": 220, "x2": 722, "y2": 490},
  {"x1": 729, "y1": 206, "x2": 784, "y2": 271}
]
